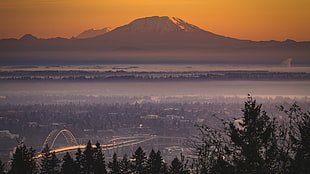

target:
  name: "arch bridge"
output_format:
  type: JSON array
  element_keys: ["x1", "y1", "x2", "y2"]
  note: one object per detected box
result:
[{"x1": 41, "y1": 129, "x2": 79, "y2": 151}]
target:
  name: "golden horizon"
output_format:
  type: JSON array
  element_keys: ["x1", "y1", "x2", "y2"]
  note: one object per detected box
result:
[{"x1": 0, "y1": 0, "x2": 309, "y2": 41}]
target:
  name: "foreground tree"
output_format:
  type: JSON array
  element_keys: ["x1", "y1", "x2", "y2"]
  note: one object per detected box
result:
[
  {"x1": 9, "y1": 143, "x2": 37, "y2": 174},
  {"x1": 40, "y1": 144, "x2": 60, "y2": 174},
  {"x1": 61, "y1": 152, "x2": 74, "y2": 174},
  {"x1": 73, "y1": 148, "x2": 83, "y2": 174},
  {"x1": 0, "y1": 160, "x2": 5, "y2": 174},
  {"x1": 131, "y1": 147, "x2": 147, "y2": 174},
  {"x1": 279, "y1": 103, "x2": 310, "y2": 173},
  {"x1": 119, "y1": 154, "x2": 131, "y2": 174},
  {"x1": 146, "y1": 149, "x2": 167, "y2": 174},
  {"x1": 169, "y1": 154, "x2": 190, "y2": 174},
  {"x1": 191, "y1": 125, "x2": 232, "y2": 174},
  {"x1": 108, "y1": 153, "x2": 120, "y2": 174},
  {"x1": 93, "y1": 142, "x2": 107, "y2": 174},
  {"x1": 229, "y1": 96, "x2": 279, "y2": 173},
  {"x1": 81, "y1": 140, "x2": 95, "y2": 174},
  {"x1": 192, "y1": 96, "x2": 310, "y2": 174},
  {"x1": 192, "y1": 96, "x2": 283, "y2": 174}
]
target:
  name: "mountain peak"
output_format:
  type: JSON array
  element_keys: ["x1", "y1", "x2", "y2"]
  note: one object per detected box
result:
[
  {"x1": 112, "y1": 16, "x2": 204, "y2": 33},
  {"x1": 20, "y1": 34, "x2": 38, "y2": 40}
]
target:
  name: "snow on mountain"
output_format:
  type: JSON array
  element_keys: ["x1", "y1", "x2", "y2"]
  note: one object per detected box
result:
[
  {"x1": 76, "y1": 27, "x2": 112, "y2": 39},
  {"x1": 112, "y1": 16, "x2": 204, "y2": 33},
  {"x1": 168, "y1": 17, "x2": 202, "y2": 32}
]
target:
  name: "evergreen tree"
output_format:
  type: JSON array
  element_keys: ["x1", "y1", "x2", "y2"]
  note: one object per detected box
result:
[
  {"x1": 9, "y1": 143, "x2": 37, "y2": 174},
  {"x1": 93, "y1": 142, "x2": 107, "y2": 174},
  {"x1": 40, "y1": 144, "x2": 60, "y2": 174},
  {"x1": 82, "y1": 140, "x2": 94, "y2": 174},
  {"x1": 209, "y1": 157, "x2": 233, "y2": 174},
  {"x1": 146, "y1": 149, "x2": 167, "y2": 174},
  {"x1": 191, "y1": 96, "x2": 310, "y2": 174},
  {"x1": 229, "y1": 97, "x2": 278, "y2": 173},
  {"x1": 191, "y1": 125, "x2": 231, "y2": 174},
  {"x1": 170, "y1": 157, "x2": 183, "y2": 174},
  {"x1": 108, "y1": 153, "x2": 120, "y2": 174},
  {"x1": 74, "y1": 148, "x2": 83, "y2": 174},
  {"x1": 119, "y1": 154, "x2": 131, "y2": 174},
  {"x1": 0, "y1": 160, "x2": 5, "y2": 174},
  {"x1": 280, "y1": 103, "x2": 310, "y2": 173},
  {"x1": 169, "y1": 155, "x2": 189, "y2": 174},
  {"x1": 146, "y1": 149, "x2": 157, "y2": 173},
  {"x1": 294, "y1": 112, "x2": 310, "y2": 174},
  {"x1": 131, "y1": 147, "x2": 146, "y2": 174},
  {"x1": 61, "y1": 152, "x2": 74, "y2": 174}
]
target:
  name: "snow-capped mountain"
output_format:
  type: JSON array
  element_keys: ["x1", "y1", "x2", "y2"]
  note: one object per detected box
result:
[
  {"x1": 92, "y1": 16, "x2": 242, "y2": 50},
  {"x1": 76, "y1": 27, "x2": 112, "y2": 39},
  {"x1": 0, "y1": 16, "x2": 309, "y2": 64},
  {"x1": 112, "y1": 16, "x2": 203, "y2": 33}
]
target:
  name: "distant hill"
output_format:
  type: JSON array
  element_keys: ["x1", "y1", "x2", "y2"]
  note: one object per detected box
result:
[
  {"x1": 75, "y1": 27, "x2": 112, "y2": 39},
  {"x1": 19, "y1": 34, "x2": 38, "y2": 41},
  {"x1": 0, "y1": 16, "x2": 309, "y2": 65}
]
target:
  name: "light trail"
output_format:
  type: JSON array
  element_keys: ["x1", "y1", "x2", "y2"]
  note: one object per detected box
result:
[
  {"x1": 34, "y1": 138, "x2": 156, "y2": 159},
  {"x1": 35, "y1": 135, "x2": 186, "y2": 159},
  {"x1": 108, "y1": 136, "x2": 147, "y2": 143},
  {"x1": 108, "y1": 135, "x2": 186, "y2": 143}
]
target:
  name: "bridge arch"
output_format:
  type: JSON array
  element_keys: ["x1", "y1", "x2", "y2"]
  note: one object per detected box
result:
[{"x1": 42, "y1": 129, "x2": 79, "y2": 151}]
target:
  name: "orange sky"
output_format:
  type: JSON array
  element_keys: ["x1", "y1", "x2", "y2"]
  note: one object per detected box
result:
[{"x1": 0, "y1": 0, "x2": 309, "y2": 41}]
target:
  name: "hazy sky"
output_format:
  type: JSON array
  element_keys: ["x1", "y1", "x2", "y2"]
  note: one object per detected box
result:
[{"x1": 1, "y1": 0, "x2": 309, "y2": 41}]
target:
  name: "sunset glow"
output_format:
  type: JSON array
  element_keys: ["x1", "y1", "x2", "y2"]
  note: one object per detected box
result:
[{"x1": 1, "y1": 0, "x2": 309, "y2": 41}]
